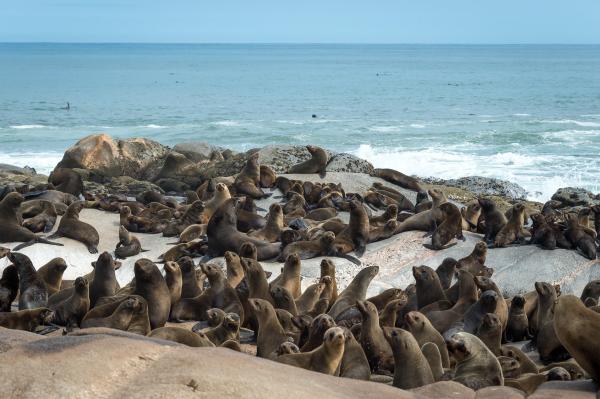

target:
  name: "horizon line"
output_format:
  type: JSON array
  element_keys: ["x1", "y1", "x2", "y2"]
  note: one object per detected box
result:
[{"x1": 1, "y1": 41, "x2": 600, "y2": 46}]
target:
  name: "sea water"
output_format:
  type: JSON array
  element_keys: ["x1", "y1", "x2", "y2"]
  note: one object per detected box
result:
[{"x1": 1, "y1": 43, "x2": 599, "y2": 200}]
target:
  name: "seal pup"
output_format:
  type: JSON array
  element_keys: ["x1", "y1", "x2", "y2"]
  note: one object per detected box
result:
[
  {"x1": 149, "y1": 327, "x2": 215, "y2": 347},
  {"x1": 385, "y1": 327, "x2": 434, "y2": 389},
  {"x1": 404, "y1": 311, "x2": 450, "y2": 368},
  {"x1": 505, "y1": 295, "x2": 531, "y2": 342},
  {"x1": 394, "y1": 189, "x2": 447, "y2": 234},
  {"x1": 89, "y1": 252, "x2": 119, "y2": 307},
  {"x1": 36, "y1": 257, "x2": 67, "y2": 295},
  {"x1": 339, "y1": 327, "x2": 371, "y2": 380},
  {"x1": 270, "y1": 253, "x2": 302, "y2": 298},
  {"x1": 133, "y1": 258, "x2": 171, "y2": 329},
  {"x1": 248, "y1": 298, "x2": 289, "y2": 359},
  {"x1": 50, "y1": 276, "x2": 90, "y2": 329},
  {"x1": 494, "y1": 203, "x2": 527, "y2": 247},
  {"x1": 9, "y1": 252, "x2": 48, "y2": 310},
  {"x1": 356, "y1": 300, "x2": 393, "y2": 372},
  {"x1": 22, "y1": 200, "x2": 57, "y2": 233},
  {"x1": 0, "y1": 307, "x2": 54, "y2": 332},
  {"x1": 1, "y1": 192, "x2": 63, "y2": 249},
  {"x1": 423, "y1": 202, "x2": 465, "y2": 250},
  {"x1": 163, "y1": 261, "x2": 182, "y2": 305},
  {"x1": 478, "y1": 198, "x2": 507, "y2": 243},
  {"x1": 277, "y1": 326, "x2": 346, "y2": 375},
  {"x1": 446, "y1": 332, "x2": 504, "y2": 389},
  {"x1": 49, "y1": 201, "x2": 99, "y2": 253},
  {"x1": 115, "y1": 226, "x2": 147, "y2": 259},
  {"x1": 234, "y1": 153, "x2": 270, "y2": 199},
  {"x1": 248, "y1": 203, "x2": 284, "y2": 242},
  {"x1": 288, "y1": 145, "x2": 328, "y2": 177},
  {"x1": 565, "y1": 213, "x2": 597, "y2": 260}
]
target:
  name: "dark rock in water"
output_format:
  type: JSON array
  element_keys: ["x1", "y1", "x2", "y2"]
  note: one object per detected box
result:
[
  {"x1": 551, "y1": 187, "x2": 600, "y2": 207},
  {"x1": 172, "y1": 142, "x2": 226, "y2": 162},
  {"x1": 423, "y1": 176, "x2": 528, "y2": 200},
  {"x1": 326, "y1": 153, "x2": 374, "y2": 174},
  {"x1": 55, "y1": 133, "x2": 169, "y2": 180}
]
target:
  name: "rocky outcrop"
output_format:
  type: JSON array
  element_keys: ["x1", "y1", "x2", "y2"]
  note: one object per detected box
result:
[
  {"x1": 424, "y1": 176, "x2": 528, "y2": 200},
  {"x1": 255, "y1": 145, "x2": 331, "y2": 173},
  {"x1": 0, "y1": 165, "x2": 49, "y2": 190},
  {"x1": 172, "y1": 142, "x2": 226, "y2": 162},
  {"x1": 55, "y1": 134, "x2": 169, "y2": 180},
  {"x1": 551, "y1": 187, "x2": 600, "y2": 207},
  {"x1": 326, "y1": 153, "x2": 374, "y2": 174}
]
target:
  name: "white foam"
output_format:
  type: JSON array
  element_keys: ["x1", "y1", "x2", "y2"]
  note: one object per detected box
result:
[
  {"x1": 0, "y1": 152, "x2": 63, "y2": 175},
  {"x1": 409, "y1": 123, "x2": 426, "y2": 128},
  {"x1": 542, "y1": 119, "x2": 600, "y2": 127},
  {"x1": 212, "y1": 120, "x2": 242, "y2": 127},
  {"x1": 513, "y1": 113, "x2": 530, "y2": 117},
  {"x1": 352, "y1": 144, "x2": 598, "y2": 202},
  {"x1": 139, "y1": 124, "x2": 166, "y2": 129},
  {"x1": 9, "y1": 124, "x2": 46, "y2": 129},
  {"x1": 368, "y1": 126, "x2": 402, "y2": 133}
]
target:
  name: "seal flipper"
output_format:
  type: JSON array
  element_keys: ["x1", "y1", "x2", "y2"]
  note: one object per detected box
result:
[
  {"x1": 319, "y1": 170, "x2": 326, "y2": 179},
  {"x1": 13, "y1": 236, "x2": 64, "y2": 251}
]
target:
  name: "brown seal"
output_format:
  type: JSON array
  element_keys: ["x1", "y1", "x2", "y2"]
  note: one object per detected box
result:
[
  {"x1": 115, "y1": 225, "x2": 147, "y2": 259},
  {"x1": 270, "y1": 253, "x2": 302, "y2": 298},
  {"x1": 50, "y1": 276, "x2": 90, "y2": 329},
  {"x1": 164, "y1": 261, "x2": 182, "y2": 305},
  {"x1": 271, "y1": 286, "x2": 298, "y2": 316},
  {"x1": 474, "y1": 276, "x2": 508, "y2": 329},
  {"x1": 259, "y1": 164, "x2": 277, "y2": 188},
  {"x1": 423, "y1": 202, "x2": 464, "y2": 250},
  {"x1": 334, "y1": 200, "x2": 369, "y2": 257},
  {"x1": 394, "y1": 189, "x2": 447, "y2": 234},
  {"x1": 295, "y1": 282, "x2": 326, "y2": 314},
  {"x1": 446, "y1": 331, "x2": 504, "y2": 389},
  {"x1": 320, "y1": 259, "x2": 338, "y2": 303},
  {"x1": 248, "y1": 203, "x2": 284, "y2": 242},
  {"x1": 475, "y1": 313, "x2": 502, "y2": 355},
  {"x1": 494, "y1": 203, "x2": 527, "y2": 247},
  {"x1": 148, "y1": 326, "x2": 215, "y2": 347},
  {"x1": 36, "y1": 257, "x2": 67, "y2": 295},
  {"x1": 305, "y1": 207, "x2": 337, "y2": 221},
  {"x1": 436, "y1": 257, "x2": 458, "y2": 290},
  {"x1": 478, "y1": 198, "x2": 507, "y2": 243},
  {"x1": 371, "y1": 168, "x2": 422, "y2": 192},
  {"x1": 505, "y1": 295, "x2": 531, "y2": 342},
  {"x1": 278, "y1": 231, "x2": 345, "y2": 263},
  {"x1": 206, "y1": 199, "x2": 280, "y2": 260},
  {"x1": 385, "y1": 327, "x2": 434, "y2": 389},
  {"x1": 565, "y1": 213, "x2": 597, "y2": 260},
  {"x1": 49, "y1": 201, "x2": 99, "y2": 253},
  {"x1": 356, "y1": 300, "x2": 393, "y2": 372},
  {"x1": 461, "y1": 200, "x2": 482, "y2": 231},
  {"x1": 328, "y1": 265, "x2": 379, "y2": 320},
  {"x1": 8, "y1": 252, "x2": 48, "y2": 310},
  {"x1": 463, "y1": 290, "x2": 500, "y2": 334},
  {"x1": 456, "y1": 241, "x2": 488, "y2": 276},
  {"x1": 224, "y1": 251, "x2": 244, "y2": 288},
  {"x1": 0, "y1": 264, "x2": 19, "y2": 311},
  {"x1": 530, "y1": 213, "x2": 557, "y2": 250},
  {"x1": 173, "y1": 223, "x2": 207, "y2": 244},
  {"x1": 162, "y1": 200, "x2": 205, "y2": 237},
  {"x1": 234, "y1": 153, "x2": 270, "y2": 199},
  {"x1": 404, "y1": 311, "x2": 450, "y2": 367},
  {"x1": 248, "y1": 298, "x2": 289, "y2": 359},
  {"x1": 368, "y1": 219, "x2": 398, "y2": 243},
  {"x1": 133, "y1": 258, "x2": 171, "y2": 329},
  {"x1": 81, "y1": 296, "x2": 145, "y2": 331},
  {"x1": 22, "y1": 200, "x2": 57, "y2": 233},
  {"x1": 338, "y1": 327, "x2": 371, "y2": 380},
  {"x1": 288, "y1": 145, "x2": 329, "y2": 177},
  {"x1": 1, "y1": 192, "x2": 63, "y2": 250},
  {"x1": 421, "y1": 342, "x2": 444, "y2": 381},
  {"x1": 49, "y1": 167, "x2": 84, "y2": 196},
  {"x1": 200, "y1": 311, "x2": 241, "y2": 345},
  {"x1": 369, "y1": 204, "x2": 398, "y2": 227},
  {"x1": 277, "y1": 326, "x2": 345, "y2": 375},
  {"x1": 413, "y1": 265, "x2": 447, "y2": 309},
  {"x1": 554, "y1": 295, "x2": 600, "y2": 380},
  {"x1": 177, "y1": 257, "x2": 202, "y2": 298},
  {"x1": 89, "y1": 251, "x2": 119, "y2": 307},
  {"x1": 300, "y1": 314, "x2": 336, "y2": 351},
  {"x1": 0, "y1": 307, "x2": 54, "y2": 331}
]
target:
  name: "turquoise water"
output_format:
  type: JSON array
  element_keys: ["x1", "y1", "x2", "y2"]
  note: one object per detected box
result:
[{"x1": 1, "y1": 43, "x2": 599, "y2": 200}]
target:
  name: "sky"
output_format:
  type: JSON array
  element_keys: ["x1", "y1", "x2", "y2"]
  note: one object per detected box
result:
[{"x1": 1, "y1": 0, "x2": 600, "y2": 44}]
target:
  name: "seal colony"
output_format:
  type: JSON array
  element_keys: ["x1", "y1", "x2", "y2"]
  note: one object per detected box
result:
[{"x1": 1, "y1": 138, "x2": 600, "y2": 397}]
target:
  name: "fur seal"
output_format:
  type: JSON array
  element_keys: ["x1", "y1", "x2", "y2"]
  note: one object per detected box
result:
[
  {"x1": 201, "y1": 311, "x2": 241, "y2": 345},
  {"x1": 385, "y1": 327, "x2": 434, "y2": 389},
  {"x1": 270, "y1": 253, "x2": 302, "y2": 298},
  {"x1": 8, "y1": 252, "x2": 48, "y2": 310},
  {"x1": 334, "y1": 200, "x2": 369, "y2": 257},
  {"x1": 461, "y1": 200, "x2": 482, "y2": 231},
  {"x1": 248, "y1": 203, "x2": 284, "y2": 242},
  {"x1": 478, "y1": 198, "x2": 507, "y2": 243},
  {"x1": 164, "y1": 261, "x2": 182, "y2": 305},
  {"x1": 356, "y1": 300, "x2": 393, "y2": 372},
  {"x1": 413, "y1": 265, "x2": 447, "y2": 309},
  {"x1": 0, "y1": 307, "x2": 54, "y2": 332},
  {"x1": 0, "y1": 265, "x2": 19, "y2": 311},
  {"x1": 553, "y1": 295, "x2": 600, "y2": 380},
  {"x1": 436, "y1": 257, "x2": 458, "y2": 290},
  {"x1": 133, "y1": 258, "x2": 171, "y2": 329},
  {"x1": 463, "y1": 290, "x2": 499, "y2": 333},
  {"x1": 49, "y1": 201, "x2": 99, "y2": 253},
  {"x1": 301, "y1": 313, "x2": 336, "y2": 352},
  {"x1": 423, "y1": 202, "x2": 464, "y2": 250},
  {"x1": 207, "y1": 199, "x2": 279, "y2": 260},
  {"x1": 178, "y1": 257, "x2": 202, "y2": 298},
  {"x1": 494, "y1": 203, "x2": 527, "y2": 247},
  {"x1": 505, "y1": 295, "x2": 531, "y2": 342},
  {"x1": 320, "y1": 259, "x2": 338, "y2": 303},
  {"x1": 474, "y1": 276, "x2": 508, "y2": 329},
  {"x1": 277, "y1": 326, "x2": 345, "y2": 375},
  {"x1": 115, "y1": 226, "x2": 147, "y2": 259},
  {"x1": 456, "y1": 242, "x2": 488, "y2": 276},
  {"x1": 50, "y1": 276, "x2": 90, "y2": 328},
  {"x1": 149, "y1": 326, "x2": 215, "y2": 347},
  {"x1": 369, "y1": 204, "x2": 398, "y2": 227},
  {"x1": 0, "y1": 192, "x2": 63, "y2": 249},
  {"x1": 296, "y1": 282, "x2": 325, "y2": 314},
  {"x1": 22, "y1": 200, "x2": 57, "y2": 233},
  {"x1": 404, "y1": 311, "x2": 450, "y2": 368},
  {"x1": 475, "y1": 313, "x2": 502, "y2": 355},
  {"x1": 288, "y1": 145, "x2": 328, "y2": 177},
  {"x1": 421, "y1": 342, "x2": 444, "y2": 381},
  {"x1": 446, "y1": 332, "x2": 504, "y2": 389},
  {"x1": 36, "y1": 257, "x2": 67, "y2": 295},
  {"x1": 248, "y1": 298, "x2": 289, "y2": 358},
  {"x1": 371, "y1": 168, "x2": 422, "y2": 192},
  {"x1": 234, "y1": 153, "x2": 269, "y2": 199},
  {"x1": 339, "y1": 327, "x2": 371, "y2": 380},
  {"x1": 48, "y1": 167, "x2": 84, "y2": 196},
  {"x1": 328, "y1": 265, "x2": 378, "y2": 319},
  {"x1": 565, "y1": 213, "x2": 597, "y2": 259},
  {"x1": 81, "y1": 296, "x2": 145, "y2": 331},
  {"x1": 89, "y1": 252, "x2": 119, "y2": 307},
  {"x1": 394, "y1": 189, "x2": 447, "y2": 234}
]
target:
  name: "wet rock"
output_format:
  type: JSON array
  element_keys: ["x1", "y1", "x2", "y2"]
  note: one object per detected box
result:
[
  {"x1": 55, "y1": 134, "x2": 169, "y2": 180},
  {"x1": 551, "y1": 187, "x2": 600, "y2": 207},
  {"x1": 326, "y1": 153, "x2": 374, "y2": 174},
  {"x1": 427, "y1": 176, "x2": 528, "y2": 200},
  {"x1": 172, "y1": 142, "x2": 226, "y2": 162}
]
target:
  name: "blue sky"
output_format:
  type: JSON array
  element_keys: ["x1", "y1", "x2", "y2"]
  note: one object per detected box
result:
[{"x1": 2, "y1": 0, "x2": 599, "y2": 44}]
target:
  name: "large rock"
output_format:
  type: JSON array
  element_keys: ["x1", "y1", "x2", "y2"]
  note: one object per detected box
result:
[
  {"x1": 0, "y1": 165, "x2": 49, "y2": 190},
  {"x1": 256, "y1": 145, "x2": 333, "y2": 173},
  {"x1": 551, "y1": 187, "x2": 600, "y2": 207},
  {"x1": 0, "y1": 330, "x2": 422, "y2": 399},
  {"x1": 172, "y1": 142, "x2": 226, "y2": 162},
  {"x1": 529, "y1": 380, "x2": 597, "y2": 399},
  {"x1": 429, "y1": 176, "x2": 528, "y2": 200},
  {"x1": 56, "y1": 134, "x2": 169, "y2": 180},
  {"x1": 326, "y1": 153, "x2": 374, "y2": 174}
]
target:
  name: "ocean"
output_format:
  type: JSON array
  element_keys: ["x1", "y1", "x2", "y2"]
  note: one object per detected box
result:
[{"x1": 1, "y1": 43, "x2": 599, "y2": 201}]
